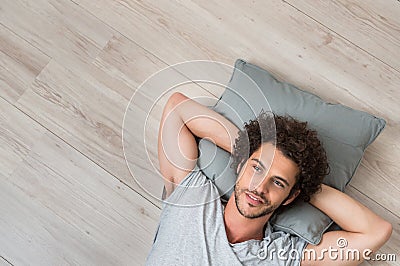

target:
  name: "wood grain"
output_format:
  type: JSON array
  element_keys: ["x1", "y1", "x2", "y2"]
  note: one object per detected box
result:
[
  {"x1": 16, "y1": 58, "x2": 131, "y2": 179},
  {"x1": 0, "y1": 95, "x2": 160, "y2": 264},
  {"x1": 0, "y1": 25, "x2": 50, "y2": 103},
  {"x1": 284, "y1": 0, "x2": 400, "y2": 71},
  {"x1": 0, "y1": 0, "x2": 114, "y2": 74},
  {"x1": 74, "y1": 0, "x2": 400, "y2": 122},
  {"x1": 90, "y1": 35, "x2": 227, "y2": 100},
  {"x1": 0, "y1": 132, "x2": 160, "y2": 265},
  {"x1": 15, "y1": 35, "x2": 219, "y2": 206},
  {"x1": 0, "y1": 97, "x2": 46, "y2": 177},
  {"x1": 346, "y1": 120, "x2": 400, "y2": 216}
]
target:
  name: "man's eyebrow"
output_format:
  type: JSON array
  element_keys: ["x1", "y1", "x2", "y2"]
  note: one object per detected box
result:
[{"x1": 251, "y1": 158, "x2": 290, "y2": 187}]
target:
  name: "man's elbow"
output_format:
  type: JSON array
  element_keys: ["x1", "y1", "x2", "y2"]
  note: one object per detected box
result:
[
  {"x1": 380, "y1": 220, "x2": 393, "y2": 243},
  {"x1": 373, "y1": 220, "x2": 392, "y2": 250}
]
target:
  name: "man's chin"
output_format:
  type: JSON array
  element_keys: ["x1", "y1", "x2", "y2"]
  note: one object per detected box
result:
[
  {"x1": 237, "y1": 202, "x2": 276, "y2": 219},
  {"x1": 234, "y1": 190, "x2": 276, "y2": 219}
]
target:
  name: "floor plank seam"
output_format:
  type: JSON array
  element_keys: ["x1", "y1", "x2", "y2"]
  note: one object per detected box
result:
[
  {"x1": 0, "y1": 22, "x2": 51, "y2": 62},
  {"x1": 2, "y1": 94, "x2": 161, "y2": 211},
  {"x1": 349, "y1": 184, "x2": 400, "y2": 219},
  {"x1": 67, "y1": 0, "x2": 219, "y2": 98},
  {"x1": 67, "y1": 0, "x2": 166, "y2": 64},
  {"x1": 281, "y1": 0, "x2": 400, "y2": 75},
  {"x1": 0, "y1": 255, "x2": 14, "y2": 266}
]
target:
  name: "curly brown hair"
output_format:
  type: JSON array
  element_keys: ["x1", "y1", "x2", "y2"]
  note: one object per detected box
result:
[{"x1": 231, "y1": 111, "x2": 330, "y2": 202}]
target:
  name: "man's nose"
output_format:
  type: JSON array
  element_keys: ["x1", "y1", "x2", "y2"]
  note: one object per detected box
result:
[{"x1": 249, "y1": 174, "x2": 269, "y2": 194}]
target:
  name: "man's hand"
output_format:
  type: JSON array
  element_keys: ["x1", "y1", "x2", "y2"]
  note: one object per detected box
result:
[{"x1": 301, "y1": 184, "x2": 392, "y2": 265}]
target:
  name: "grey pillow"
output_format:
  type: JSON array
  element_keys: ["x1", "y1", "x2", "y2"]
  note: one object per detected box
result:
[{"x1": 197, "y1": 59, "x2": 386, "y2": 245}]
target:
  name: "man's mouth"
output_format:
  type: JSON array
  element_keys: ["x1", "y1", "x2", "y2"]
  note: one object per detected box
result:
[{"x1": 245, "y1": 191, "x2": 266, "y2": 206}]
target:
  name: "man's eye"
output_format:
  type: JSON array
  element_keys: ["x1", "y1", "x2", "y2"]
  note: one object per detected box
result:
[
  {"x1": 274, "y1": 180, "x2": 284, "y2": 188},
  {"x1": 253, "y1": 165, "x2": 261, "y2": 172}
]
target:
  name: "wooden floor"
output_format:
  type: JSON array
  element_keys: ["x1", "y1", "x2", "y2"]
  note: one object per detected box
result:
[{"x1": 0, "y1": 0, "x2": 399, "y2": 265}]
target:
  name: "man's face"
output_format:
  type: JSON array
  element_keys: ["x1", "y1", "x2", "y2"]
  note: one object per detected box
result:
[{"x1": 234, "y1": 142, "x2": 300, "y2": 219}]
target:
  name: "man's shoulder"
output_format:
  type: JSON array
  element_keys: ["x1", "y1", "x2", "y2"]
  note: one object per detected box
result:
[{"x1": 163, "y1": 167, "x2": 221, "y2": 206}]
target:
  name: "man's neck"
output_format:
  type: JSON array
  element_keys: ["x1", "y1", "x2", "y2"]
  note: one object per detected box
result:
[{"x1": 223, "y1": 195, "x2": 272, "y2": 244}]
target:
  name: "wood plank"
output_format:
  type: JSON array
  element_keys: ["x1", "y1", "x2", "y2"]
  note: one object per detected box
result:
[
  {"x1": 0, "y1": 94, "x2": 160, "y2": 264},
  {"x1": 347, "y1": 121, "x2": 400, "y2": 216},
  {"x1": 0, "y1": 0, "x2": 114, "y2": 74},
  {"x1": 284, "y1": 0, "x2": 400, "y2": 72},
  {"x1": 88, "y1": 34, "x2": 164, "y2": 101},
  {"x1": 90, "y1": 35, "x2": 227, "y2": 100},
  {"x1": 74, "y1": 0, "x2": 231, "y2": 63},
  {"x1": 15, "y1": 57, "x2": 135, "y2": 193},
  {"x1": 345, "y1": 186, "x2": 400, "y2": 265},
  {"x1": 0, "y1": 97, "x2": 46, "y2": 177},
  {"x1": 74, "y1": 0, "x2": 400, "y2": 122},
  {"x1": 15, "y1": 35, "x2": 219, "y2": 206},
  {"x1": 0, "y1": 131, "x2": 160, "y2": 265},
  {"x1": 0, "y1": 25, "x2": 50, "y2": 103}
]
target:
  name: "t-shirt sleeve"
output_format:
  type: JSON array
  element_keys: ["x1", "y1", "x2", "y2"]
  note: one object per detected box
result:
[{"x1": 162, "y1": 166, "x2": 219, "y2": 207}]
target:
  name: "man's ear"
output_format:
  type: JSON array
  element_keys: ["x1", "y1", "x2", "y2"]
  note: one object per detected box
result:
[
  {"x1": 282, "y1": 189, "x2": 300, "y2": 206},
  {"x1": 236, "y1": 162, "x2": 241, "y2": 174},
  {"x1": 235, "y1": 160, "x2": 247, "y2": 184},
  {"x1": 236, "y1": 159, "x2": 246, "y2": 175}
]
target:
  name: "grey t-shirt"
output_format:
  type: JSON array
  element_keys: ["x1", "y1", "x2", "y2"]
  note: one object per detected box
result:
[{"x1": 146, "y1": 168, "x2": 307, "y2": 266}]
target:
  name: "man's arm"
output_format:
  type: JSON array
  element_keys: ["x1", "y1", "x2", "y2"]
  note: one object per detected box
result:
[
  {"x1": 301, "y1": 184, "x2": 392, "y2": 266},
  {"x1": 158, "y1": 92, "x2": 239, "y2": 197}
]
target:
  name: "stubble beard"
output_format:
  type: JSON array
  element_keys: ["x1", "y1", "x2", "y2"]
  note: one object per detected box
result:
[{"x1": 234, "y1": 184, "x2": 278, "y2": 219}]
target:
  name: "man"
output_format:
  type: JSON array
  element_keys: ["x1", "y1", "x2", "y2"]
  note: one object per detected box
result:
[{"x1": 146, "y1": 92, "x2": 392, "y2": 265}]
